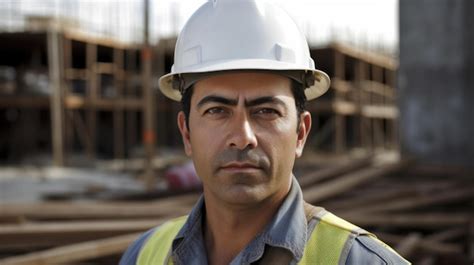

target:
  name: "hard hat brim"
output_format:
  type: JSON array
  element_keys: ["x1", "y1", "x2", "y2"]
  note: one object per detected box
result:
[{"x1": 158, "y1": 58, "x2": 330, "y2": 101}]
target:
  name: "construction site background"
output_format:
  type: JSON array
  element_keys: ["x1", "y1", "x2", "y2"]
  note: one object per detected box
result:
[{"x1": 0, "y1": 1, "x2": 472, "y2": 264}]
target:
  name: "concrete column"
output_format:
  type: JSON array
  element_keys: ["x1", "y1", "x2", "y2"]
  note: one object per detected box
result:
[{"x1": 399, "y1": 0, "x2": 474, "y2": 167}]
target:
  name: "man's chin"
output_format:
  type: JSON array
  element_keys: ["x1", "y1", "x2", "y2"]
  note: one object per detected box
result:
[{"x1": 219, "y1": 184, "x2": 270, "y2": 205}]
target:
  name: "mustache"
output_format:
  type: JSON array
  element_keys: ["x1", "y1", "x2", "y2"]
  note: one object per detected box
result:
[{"x1": 214, "y1": 147, "x2": 270, "y2": 171}]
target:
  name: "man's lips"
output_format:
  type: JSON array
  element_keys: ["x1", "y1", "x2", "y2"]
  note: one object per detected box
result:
[{"x1": 219, "y1": 162, "x2": 261, "y2": 171}]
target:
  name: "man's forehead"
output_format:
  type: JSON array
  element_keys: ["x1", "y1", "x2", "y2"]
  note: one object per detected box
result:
[{"x1": 191, "y1": 72, "x2": 293, "y2": 102}]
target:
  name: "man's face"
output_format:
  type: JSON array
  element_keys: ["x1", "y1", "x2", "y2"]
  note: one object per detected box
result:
[{"x1": 177, "y1": 72, "x2": 311, "y2": 207}]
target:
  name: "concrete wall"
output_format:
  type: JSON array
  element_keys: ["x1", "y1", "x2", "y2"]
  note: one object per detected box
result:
[{"x1": 399, "y1": 0, "x2": 474, "y2": 167}]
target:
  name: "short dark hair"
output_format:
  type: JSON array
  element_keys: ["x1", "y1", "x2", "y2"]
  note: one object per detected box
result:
[{"x1": 181, "y1": 79, "x2": 307, "y2": 132}]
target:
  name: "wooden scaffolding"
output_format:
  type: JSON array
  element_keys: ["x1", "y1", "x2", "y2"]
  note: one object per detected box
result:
[
  {"x1": 308, "y1": 42, "x2": 399, "y2": 153},
  {"x1": 0, "y1": 24, "x2": 147, "y2": 166},
  {"x1": 0, "y1": 28, "x2": 399, "y2": 166}
]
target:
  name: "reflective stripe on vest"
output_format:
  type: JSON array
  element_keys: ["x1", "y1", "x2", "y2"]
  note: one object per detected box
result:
[
  {"x1": 137, "y1": 210, "x2": 373, "y2": 265},
  {"x1": 137, "y1": 216, "x2": 187, "y2": 265}
]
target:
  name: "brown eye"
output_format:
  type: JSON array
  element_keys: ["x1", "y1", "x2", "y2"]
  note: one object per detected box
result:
[
  {"x1": 255, "y1": 108, "x2": 280, "y2": 115},
  {"x1": 204, "y1": 107, "x2": 227, "y2": 115}
]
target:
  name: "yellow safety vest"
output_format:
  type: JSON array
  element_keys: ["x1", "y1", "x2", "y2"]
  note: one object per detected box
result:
[{"x1": 137, "y1": 207, "x2": 393, "y2": 265}]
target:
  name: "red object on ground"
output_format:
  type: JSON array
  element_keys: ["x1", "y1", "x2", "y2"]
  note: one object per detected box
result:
[{"x1": 165, "y1": 162, "x2": 201, "y2": 190}]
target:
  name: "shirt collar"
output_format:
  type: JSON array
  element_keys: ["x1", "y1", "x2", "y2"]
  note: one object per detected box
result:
[
  {"x1": 172, "y1": 175, "x2": 308, "y2": 263},
  {"x1": 257, "y1": 176, "x2": 307, "y2": 261}
]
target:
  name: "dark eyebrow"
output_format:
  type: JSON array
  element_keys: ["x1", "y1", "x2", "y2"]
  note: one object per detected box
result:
[
  {"x1": 196, "y1": 95, "x2": 286, "y2": 109},
  {"x1": 196, "y1": 95, "x2": 238, "y2": 108},
  {"x1": 245, "y1": 96, "x2": 286, "y2": 108}
]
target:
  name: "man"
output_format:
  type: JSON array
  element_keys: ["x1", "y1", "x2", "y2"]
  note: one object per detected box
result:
[{"x1": 121, "y1": 0, "x2": 409, "y2": 264}]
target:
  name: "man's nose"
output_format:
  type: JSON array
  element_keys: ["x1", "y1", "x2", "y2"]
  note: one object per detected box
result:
[{"x1": 227, "y1": 112, "x2": 258, "y2": 150}]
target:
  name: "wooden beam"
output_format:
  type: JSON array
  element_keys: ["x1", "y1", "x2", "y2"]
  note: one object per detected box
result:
[
  {"x1": 297, "y1": 157, "x2": 372, "y2": 188},
  {"x1": 340, "y1": 213, "x2": 471, "y2": 228},
  {"x1": 354, "y1": 186, "x2": 474, "y2": 213},
  {"x1": 0, "y1": 219, "x2": 166, "y2": 250},
  {"x1": 377, "y1": 232, "x2": 463, "y2": 255},
  {"x1": 113, "y1": 48, "x2": 125, "y2": 160},
  {"x1": 329, "y1": 42, "x2": 398, "y2": 70},
  {"x1": 47, "y1": 29, "x2": 65, "y2": 167},
  {"x1": 424, "y1": 228, "x2": 465, "y2": 242},
  {"x1": 395, "y1": 233, "x2": 422, "y2": 258},
  {"x1": 64, "y1": 96, "x2": 144, "y2": 110},
  {"x1": 64, "y1": 30, "x2": 132, "y2": 50},
  {"x1": 0, "y1": 97, "x2": 50, "y2": 108},
  {"x1": 0, "y1": 232, "x2": 141, "y2": 265},
  {"x1": 307, "y1": 100, "x2": 357, "y2": 115},
  {"x1": 303, "y1": 160, "x2": 410, "y2": 203},
  {"x1": 360, "y1": 80, "x2": 395, "y2": 100},
  {"x1": 362, "y1": 105, "x2": 399, "y2": 119},
  {"x1": 142, "y1": 46, "x2": 156, "y2": 190},
  {"x1": 323, "y1": 188, "x2": 415, "y2": 212},
  {"x1": 333, "y1": 49, "x2": 346, "y2": 153},
  {"x1": 0, "y1": 194, "x2": 197, "y2": 221},
  {"x1": 86, "y1": 42, "x2": 97, "y2": 159}
]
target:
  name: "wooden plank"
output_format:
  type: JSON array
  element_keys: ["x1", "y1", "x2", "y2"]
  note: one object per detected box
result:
[
  {"x1": 331, "y1": 78, "x2": 351, "y2": 94},
  {"x1": 360, "y1": 80, "x2": 395, "y2": 99},
  {"x1": 356, "y1": 60, "x2": 370, "y2": 150},
  {"x1": 64, "y1": 30, "x2": 132, "y2": 50},
  {"x1": 47, "y1": 29, "x2": 65, "y2": 167},
  {"x1": 377, "y1": 232, "x2": 462, "y2": 255},
  {"x1": 332, "y1": 78, "x2": 395, "y2": 100},
  {"x1": 306, "y1": 100, "x2": 357, "y2": 115},
  {"x1": 125, "y1": 49, "x2": 139, "y2": 151},
  {"x1": 0, "y1": 97, "x2": 50, "y2": 108},
  {"x1": 395, "y1": 233, "x2": 421, "y2": 258},
  {"x1": 0, "y1": 193, "x2": 197, "y2": 221},
  {"x1": 142, "y1": 45, "x2": 156, "y2": 190},
  {"x1": 355, "y1": 186, "x2": 474, "y2": 213},
  {"x1": 424, "y1": 228, "x2": 465, "y2": 243},
  {"x1": 334, "y1": 49, "x2": 346, "y2": 153},
  {"x1": 113, "y1": 48, "x2": 125, "y2": 160},
  {"x1": 323, "y1": 188, "x2": 415, "y2": 212},
  {"x1": 327, "y1": 179, "x2": 460, "y2": 213},
  {"x1": 340, "y1": 213, "x2": 471, "y2": 228},
  {"x1": 297, "y1": 157, "x2": 372, "y2": 188},
  {"x1": 303, "y1": 160, "x2": 410, "y2": 203},
  {"x1": 94, "y1": 62, "x2": 115, "y2": 74},
  {"x1": 329, "y1": 42, "x2": 398, "y2": 70},
  {"x1": 0, "y1": 232, "x2": 140, "y2": 265},
  {"x1": 362, "y1": 105, "x2": 399, "y2": 119},
  {"x1": 0, "y1": 219, "x2": 167, "y2": 250},
  {"x1": 86, "y1": 42, "x2": 97, "y2": 159},
  {"x1": 63, "y1": 37, "x2": 74, "y2": 161},
  {"x1": 64, "y1": 96, "x2": 144, "y2": 110}
]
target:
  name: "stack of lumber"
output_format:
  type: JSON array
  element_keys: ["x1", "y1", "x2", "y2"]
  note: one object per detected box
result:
[{"x1": 0, "y1": 156, "x2": 472, "y2": 265}]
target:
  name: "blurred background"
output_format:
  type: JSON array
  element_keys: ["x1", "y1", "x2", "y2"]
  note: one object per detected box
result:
[{"x1": 0, "y1": 0, "x2": 472, "y2": 264}]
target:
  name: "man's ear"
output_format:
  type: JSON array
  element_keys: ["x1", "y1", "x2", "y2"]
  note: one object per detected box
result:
[
  {"x1": 177, "y1": 111, "x2": 192, "y2": 156},
  {"x1": 295, "y1": 111, "x2": 311, "y2": 158}
]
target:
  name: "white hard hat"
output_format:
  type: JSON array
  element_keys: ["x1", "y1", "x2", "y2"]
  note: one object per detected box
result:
[{"x1": 158, "y1": 0, "x2": 330, "y2": 101}]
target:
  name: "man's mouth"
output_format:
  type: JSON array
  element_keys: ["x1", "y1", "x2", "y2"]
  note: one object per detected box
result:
[{"x1": 220, "y1": 162, "x2": 261, "y2": 172}]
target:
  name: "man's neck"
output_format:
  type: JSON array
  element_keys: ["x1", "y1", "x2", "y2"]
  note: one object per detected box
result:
[{"x1": 202, "y1": 188, "x2": 290, "y2": 265}]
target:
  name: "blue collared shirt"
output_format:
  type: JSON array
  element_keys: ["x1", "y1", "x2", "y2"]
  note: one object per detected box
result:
[{"x1": 120, "y1": 177, "x2": 409, "y2": 265}]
